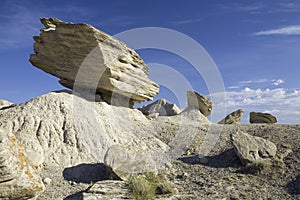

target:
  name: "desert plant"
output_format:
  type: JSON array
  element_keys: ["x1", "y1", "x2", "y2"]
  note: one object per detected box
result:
[
  {"x1": 156, "y1": 181, "x2": 174, "y2": 194},
  {"x1": 127, "y1": 172, "x2": 174, "y2": 199},
  {"x1": 127, "y1": 172, "x2": 158, "y2": 200},
  {"x1": 242, "y1": 160, "x2": 271, "y2": 174}
]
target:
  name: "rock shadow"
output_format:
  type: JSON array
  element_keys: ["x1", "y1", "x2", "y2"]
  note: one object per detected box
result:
[
  {"x1": 0, "y1": 104, "x2": 16, "y2": 110},
  {"x1": 64, "y1": 188, "x2": 90, "y2": 200},
  {"x1": 286, "y1": 175, "x2": 300, "y2": 196},
  {"x1": 179, "y1": 148, "x2": 242, "y2": 168},
  {"x1": 63, "y1": 163, "x2": 119, "y2": 184}
]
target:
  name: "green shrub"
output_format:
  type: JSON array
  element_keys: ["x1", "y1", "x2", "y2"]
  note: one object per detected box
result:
[
  {"x1": 127, "y1": 172, "x2": 174, "y2": 200},
  {"x1": 242, "y1": 160, "x2": 271, "y2": 174},
  {"x1": 128, "y1": 172, "x2": 158, "y2": 200},
  {"x1": 156, "y1": 181, "x2": 174, "y2": 195}
]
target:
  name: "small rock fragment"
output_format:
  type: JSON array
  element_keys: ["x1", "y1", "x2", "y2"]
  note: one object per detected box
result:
[{"x1": 43, "y1": 177, "x2": 52, "y2": 185}]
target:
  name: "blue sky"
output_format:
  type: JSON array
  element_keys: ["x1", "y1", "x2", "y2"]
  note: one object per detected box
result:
[{"x1": 0, "y1": 0, "x2": 300, "y2": 123}]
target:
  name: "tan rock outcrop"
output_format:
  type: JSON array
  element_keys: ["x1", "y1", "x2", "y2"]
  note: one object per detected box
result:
[
  {"x1": 250, "y1": 112, "x2": 277, "y2": 124},
  {"x1": 29, "y1": 18, "x2": 159, "y2": 107},
  {"x1": 0, "y1": 91, "x2": 209, "y2": 199},
  {"x1": 0, "y1": 129, "x2": 44, "y2": 199},
  {"x1": 138, "y1": 98, "x2": 181, "y2": 116},
  {"x1": 104, "y1": 138, "x2": 168, "y2": 180},
  {"x1": 231, "y1": 131, "x2": 277, "y2": 165},
  {"x1": 218, "y1": 109, "x2": 243, "y2": 124},
  {"x1": 186, "y1": 91, "x2": 212, "y2": 117}
]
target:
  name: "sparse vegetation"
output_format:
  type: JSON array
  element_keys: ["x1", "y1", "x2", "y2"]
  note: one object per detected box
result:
[
  {"x1": 156, "y1": 181, "x2": 174, "y2": 195},
  {"x1": 127, "y1": 172, "x2": 174, "y2": 200},
  {"x1": 242, "y1": 160, "x2": 271, "y2": 174}
]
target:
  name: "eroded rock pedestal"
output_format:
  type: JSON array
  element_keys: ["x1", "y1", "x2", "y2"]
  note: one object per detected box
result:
[{"x1": 30, "y1": 18, "x2": 159, "y2": 107}]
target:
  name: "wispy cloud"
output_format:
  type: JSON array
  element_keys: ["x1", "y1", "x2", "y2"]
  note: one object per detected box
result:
[
  {"x1": 273, "y1": 1, "x2": 300, "y2": 12},
  {"x1": 218, "y1": 1, "x2": 300, "y2": 15},
  {"x1": 227, "y1": 79, "x2": 284, "y2": 89},
  {"x1": 212, "y1": 87, "x2": 300, "y2": 124},
  {"x1": 0, "y1": 2, "x2": 41, "y2": 50},
  {"x1": 254, "y1": 25, "x2": 300, "y2": 36},
  {"x1": 0, "y1": 2, "x2": 98, "y2": 50},
  {"x1": 217, "y1": 2, "x2": 264, "y2": 14},
  {"x1": 172, "y1": 18, "x2": 203, "y2": 25}
]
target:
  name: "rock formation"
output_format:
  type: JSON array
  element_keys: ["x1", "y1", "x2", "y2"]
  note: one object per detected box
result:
[
  {"x1": 0, "y1": 129, "x2": 44, "y2": 199},
  {"x1": 250, "y1": 112, "x2": 277, "y2": 124},
  {"x1": 138, "y1": 98, "x2": 181, "y2": 116},
  {"x1": 0, "y1": 91, "x2": 168, "y2": 170},
  {"x1": 186, "y1": 91, "x2": 212, "y2": 117},
  {"x1": 0, "y1": 91, "x2": 210, "y2": 199},
  {"x1": 0, "y1": 90, "x2": 299, "y2": 199},
  {"x1": 29, "y1": 18, "x2": 159, "y2": 107},
  {"x1": 231, "y1": 131, "x2": 277, "y2": 165},
  {"x1": 1, "y1": 17, "x2": 298, "y2": 200},
  {"x1": 218, "y1": 109, "x2": 243, "y2": 124},
  {"x1": 0, "y1": 99, "x2": 12, "y2": 109}
]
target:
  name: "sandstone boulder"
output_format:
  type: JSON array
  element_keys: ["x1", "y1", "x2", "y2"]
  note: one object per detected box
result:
[
  {"x1": 104, "y1": 139, "x2": 169, "y2": 180},
  {"x1": 138, "y1": 98, "x2": 181, "y2": 116},
  {"x1": 218, "y1": 109, "x2": 243, "y2": 124},
  {"x1": 231, "y1": 131, "x2": 277, "y2": 165},
  {"x1": 186, "y1": 91, "x2": 212, "y2": 117},
  {"x1": 0, "y1": 129, "x2": 44, "y2": 199},
  {"x1": 250, "y1": 112, "x2": 277, "y2": 124},
  {"x1": 0, "y1": 99, "x2": 12, "y2": 109},
  {"x1": 29, "y1": 18, "x2": 159, "y2": 107}
]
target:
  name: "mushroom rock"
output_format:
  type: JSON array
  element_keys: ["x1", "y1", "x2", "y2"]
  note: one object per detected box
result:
[{"x1": 30, "y1": 18, "x2": 159, "y2": 107}]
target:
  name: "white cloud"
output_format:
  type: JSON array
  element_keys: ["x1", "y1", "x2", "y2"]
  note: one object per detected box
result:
[
  {"x1": 254, "y1": 25, "x2": 300, "y2": 35},
  {"x1": 239, "y1": 79, "x2": 269, "y2": 84},
  {"x1": 227, "y1": 78, "x2": 283, "y2": 89},
  {"x1": 211, "y1": 87, "x2": 300, "y2": 124},
  {"x1": 273, "y1": 79, "x2": 285, "y2": 86}
]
